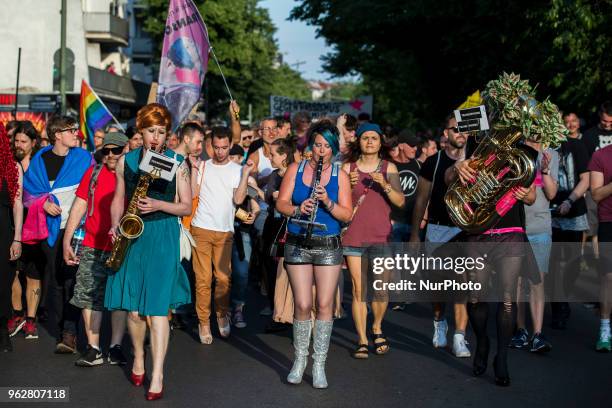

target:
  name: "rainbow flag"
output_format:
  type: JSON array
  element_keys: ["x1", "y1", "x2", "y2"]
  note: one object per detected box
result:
[{"x1": 79, "y1": 80, "x2": 114, "y2": 151}]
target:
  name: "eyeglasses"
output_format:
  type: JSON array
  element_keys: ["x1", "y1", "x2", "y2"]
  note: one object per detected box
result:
[
  {"x1": 445, "y1": 126, "x2": 459, "y2": 133},
  {"x1": 101, "y1": 146, "x2": 124, "y2": 155},
  {"x1": 261, "y1": 127, "x2": 276, "y2": 132},
  {"x1": 59, "y1": 126, "x2": 79, "y2": 134}
]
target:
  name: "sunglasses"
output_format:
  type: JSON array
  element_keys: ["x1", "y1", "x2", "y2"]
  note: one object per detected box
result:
[
  {"x1": 446, "y1": 126, "x2": 459, "y2": 133},
  {"x1": 59, "y1": 126, "x2": 79, "y2": 133},
  {"x1": 101, "y1": 146, "x2": 124, "y2": 155},
  {"x1": 242, "y1": 135, "x2": 253, "y2": 140}
]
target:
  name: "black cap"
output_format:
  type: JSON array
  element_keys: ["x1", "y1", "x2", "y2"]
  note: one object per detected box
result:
[{"x1": 398, "y1": 129, "x2": 419, "y2": 147}]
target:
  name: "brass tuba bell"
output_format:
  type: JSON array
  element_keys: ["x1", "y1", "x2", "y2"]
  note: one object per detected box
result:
[{"x1": 444, "y1": 129, "x2": 536, "y2": 234}]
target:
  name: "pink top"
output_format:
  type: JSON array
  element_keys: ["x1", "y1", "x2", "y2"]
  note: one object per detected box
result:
[{"x1": 342, "y1": 160, "x2": 392, "y2": 247}]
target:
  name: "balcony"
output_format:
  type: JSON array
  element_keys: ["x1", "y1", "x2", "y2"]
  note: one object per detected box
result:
[
  {"x1": 88, "y1": 67, "x2": 150, "y2": 106},
  {"x1": 131, "y1": 37, "x2": 154, "y2": 57},
  {"x1": 84, "y1": 13, "x2": 129, "y2": 46}
]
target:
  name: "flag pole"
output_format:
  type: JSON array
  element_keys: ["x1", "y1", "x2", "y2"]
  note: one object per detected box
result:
[
  {"x1": 83, "y1": 80, "x2": 125, "y2": 131},
  {"x1": 193, "y1": 5, "x2": 234, "y2": 102}
]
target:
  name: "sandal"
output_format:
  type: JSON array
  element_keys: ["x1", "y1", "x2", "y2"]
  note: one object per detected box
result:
[
  {"x1": 373, "y1": 333, "x2": 390, "y2": 355},
  {"x1": 352, "y1": 344, "x2": 369, "y2": 359},
  {"x1": 198, "y1": 324, "x2": 213, "y2": 345},
  {"x1": 217, "y1": 315, "x2": 231, "y2": 339}
]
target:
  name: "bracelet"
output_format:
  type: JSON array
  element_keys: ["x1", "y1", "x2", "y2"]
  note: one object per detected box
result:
[
  {"x1": 292, "y1": 206, "x2": 301, "y2": 218},
  {"x1": 541, "y1": 170, "x2": 549, "y2": 175},
  {"x1": 563, "y1": 199, "x2": 573, "y2": 207},
  {"x1": 13, "y1": 239, "x2": 21, "y2": 243},
  {"x1": 326, "y1": 200, "x2": 335, "y2": 212},
  {"x1": 383, "y1": 184, "x2": 392, "y2": 194}
]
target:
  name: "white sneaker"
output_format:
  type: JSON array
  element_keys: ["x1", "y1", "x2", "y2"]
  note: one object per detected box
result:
[
  {"x1": 433, "y1": 319, "x2": 448, "y2": 348},
  {"x1": 452, "y1": 333, "x2": 471, "y2": 357},
  {"x1": 259, "y1": 306, "x2": 272, "y2": 316}
]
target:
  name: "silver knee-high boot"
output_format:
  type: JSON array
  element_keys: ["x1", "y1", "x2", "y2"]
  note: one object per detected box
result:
[
  {"x1": 287, "y1": 319, "x2": 312, "y2": 384},
  {"x1": 312, "y1": 319, "x2": 333, "y2": 389}
]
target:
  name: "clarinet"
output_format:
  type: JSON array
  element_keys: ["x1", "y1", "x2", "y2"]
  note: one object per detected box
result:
[{"x1": 305, "y1": 156, "x2": 324, "y2": 242}]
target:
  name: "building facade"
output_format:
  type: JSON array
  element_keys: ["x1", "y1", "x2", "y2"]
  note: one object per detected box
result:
[{"x1": 0, "y1": 0, "x2": 155, "y2": 127}]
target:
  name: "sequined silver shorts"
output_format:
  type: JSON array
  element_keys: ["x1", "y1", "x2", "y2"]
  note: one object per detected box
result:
[{"x1": 284, "y1": 234, "x2": 343, "y2": 266}]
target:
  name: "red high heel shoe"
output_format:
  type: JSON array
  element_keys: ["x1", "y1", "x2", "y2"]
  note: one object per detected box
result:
[
  {"x1": 145, "y1": 389, "x2": 163, "y2": 401},
  {"x1": 130, "y1": 371, "x2": 145, "y2": 387}
]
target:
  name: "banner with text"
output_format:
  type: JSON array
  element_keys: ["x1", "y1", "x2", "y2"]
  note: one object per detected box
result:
[{"x1": 270, "y1": 95, "x2": 373, "y2": 119}]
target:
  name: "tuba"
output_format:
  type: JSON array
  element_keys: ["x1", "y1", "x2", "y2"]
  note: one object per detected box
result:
[
  {"x1": 106, "y1": 164, "x2": 161, "y2": 271},
  {"x1": 444, "y1": 129, "x2": 536, "y2": 234}
]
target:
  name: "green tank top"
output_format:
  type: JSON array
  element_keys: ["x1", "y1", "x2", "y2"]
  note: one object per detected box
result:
[{"x1": 124, "y1": 147, "x2": 184, "y2": 222}]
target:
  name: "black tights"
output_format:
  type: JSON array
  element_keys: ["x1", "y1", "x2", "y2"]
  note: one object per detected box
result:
[{"x1": 467, "y1": 256, "x2": 522, "y2": 377}]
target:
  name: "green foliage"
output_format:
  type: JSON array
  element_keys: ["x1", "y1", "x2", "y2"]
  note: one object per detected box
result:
[
  {"x1": 291, "y1": 0, "x2": 611, "y2": 129},
  {"x1": 139, "y1": 0, "x2": 308, "y2": 120},
  {"x1": 482, "y1": 72, "x2": 567, "y2": 148}
]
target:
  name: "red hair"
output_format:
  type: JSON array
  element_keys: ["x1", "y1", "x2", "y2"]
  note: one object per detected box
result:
[
  {"x1": 0, "y1": 123, "x2": 18, "y2": 205},
  {"x1": 136, "y1": 103, "x2": 172, "y2": 132}
]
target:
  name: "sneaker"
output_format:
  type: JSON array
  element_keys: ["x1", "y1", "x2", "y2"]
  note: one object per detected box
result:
[
  {"x1": 596, "y1": 329, "x2": 611, "y2": 352},
  {"x1": 529, "y1": 333, "x2": 552, "y2": 353},
  {"x1": 75, "y1": 345, "x2": 104, "y2": 367},
  {"x1": 55, "y1": 332, "x2": 77, "y2": 354},
  {"x1": 107, "y1": 344, "x2": 127, "y2": 365},
  {"x1": 509, "y1": 328, "x2": 529, "y2": 349},
  {"x1": 452, "y1": 334, "x2": 471, "y2": 357},
  {"x1": 259, "y1": 306, "x2": 272, "y2": 317},
  {"x1": 432, "y1": 319, "x2": 448, "y2": 348},
  {"x1": 233, "y1": 309, "x2": 247, "y2": 329},
  {"x1": 391, "y1": 303, "x2": 406, "y2": 311},
  {"x1": 23, "y1": 320, "x2": 38, "y2": 339},
  {"x1": 7, "y1": 316, "x2": 25, "y2": 337}
]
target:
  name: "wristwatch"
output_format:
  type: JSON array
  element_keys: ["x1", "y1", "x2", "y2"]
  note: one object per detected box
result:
[{"x1": 383, "y1": 184, "x2": 392, "y2": 194}]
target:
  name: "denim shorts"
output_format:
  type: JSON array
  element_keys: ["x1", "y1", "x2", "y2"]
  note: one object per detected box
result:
[
  {"x1": 527, "y1": 232, "x2": 552, "y2": 274},
  {"x1": 343, "y1": 246, "x2": 364, "y2": 257}
]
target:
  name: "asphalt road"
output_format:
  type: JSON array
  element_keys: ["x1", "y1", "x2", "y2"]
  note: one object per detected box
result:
[{"x1": 1, "y1": 276, "x2": 609, "y2": 408}]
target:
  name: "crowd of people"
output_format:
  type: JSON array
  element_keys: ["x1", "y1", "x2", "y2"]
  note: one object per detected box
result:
[{"x1": 0, "y1": 98, "x2": 611, "y2": 399}]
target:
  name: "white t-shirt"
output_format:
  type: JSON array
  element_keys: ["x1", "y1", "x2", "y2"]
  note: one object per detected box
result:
[{"x1": 191, "y1": 159, "x2": 242, "y2": 232}]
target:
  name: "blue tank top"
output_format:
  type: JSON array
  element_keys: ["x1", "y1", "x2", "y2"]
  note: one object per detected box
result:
[{"x1": 287, "y1": 160, "x2": 341, "y2": 237}]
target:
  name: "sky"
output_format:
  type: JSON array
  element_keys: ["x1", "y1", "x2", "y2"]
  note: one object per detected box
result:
[{"x1": 259, "y1": 0, "x2": 332, "y2": 81}]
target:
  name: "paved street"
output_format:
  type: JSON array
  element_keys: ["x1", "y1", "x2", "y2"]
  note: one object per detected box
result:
[{"x1": 1, "y1": 277, "x2": 609, "y2": 408}]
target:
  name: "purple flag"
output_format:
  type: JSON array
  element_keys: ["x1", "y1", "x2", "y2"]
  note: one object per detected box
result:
[{"x1": 157, "y1": 0, "x2": 209, "y2": 130}]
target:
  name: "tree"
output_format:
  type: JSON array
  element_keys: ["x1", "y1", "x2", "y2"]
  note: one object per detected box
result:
[
  {"x1": 291, "y1": 0, "x2": 611, "y2": 129},
  {"x1": 140, "y1": 0, "x2": 308, "y2": 120}
]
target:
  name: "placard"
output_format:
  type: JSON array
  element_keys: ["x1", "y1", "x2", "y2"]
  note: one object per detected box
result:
[
  {"x1": 454, "y1": 105, "x2": 489, "y2": 133},
  {"x1": 139, "y1": 149, "x2": 179, "y2": 182}
]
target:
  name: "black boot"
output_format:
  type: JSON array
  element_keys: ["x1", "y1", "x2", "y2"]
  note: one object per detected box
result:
[
  {"x1": 473, "y1": 336, "x2": 490, "y2": 376},
  {"x1": 1, "y1": 318, "x2": 12, "y2": 352},
  {"x1": 467, "y1": 302, "x2": 490, "y2": 376},
  {"x1": 493, "y1": 354, "x2": 510, "y2": 386}
]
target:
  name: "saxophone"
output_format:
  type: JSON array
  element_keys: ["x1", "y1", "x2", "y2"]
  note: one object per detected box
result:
[
  {"x1": 106, "y1": 155, "x2": 162, "y2": 271},
  {"x1": 444, "y1": 129, "x2": 536, "y2": 234}
]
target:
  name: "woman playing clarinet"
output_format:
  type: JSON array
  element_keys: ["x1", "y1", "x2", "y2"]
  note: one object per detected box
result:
[{"x1": 276, "y1": 121, "x2": 352, "y2": 389}]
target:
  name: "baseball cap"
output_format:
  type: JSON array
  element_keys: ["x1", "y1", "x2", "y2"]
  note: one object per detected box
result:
[
  {"x1": 398, "y1": 129, "x2": 419, "y2": 147},
  {"x1": 103, "y1": 132, "x2": 128, "y2": 147}
]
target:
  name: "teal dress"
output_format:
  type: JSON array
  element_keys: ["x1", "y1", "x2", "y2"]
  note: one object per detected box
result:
[{"x1": 105, "y1": 148, "x2": 191, "y2": 316}]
